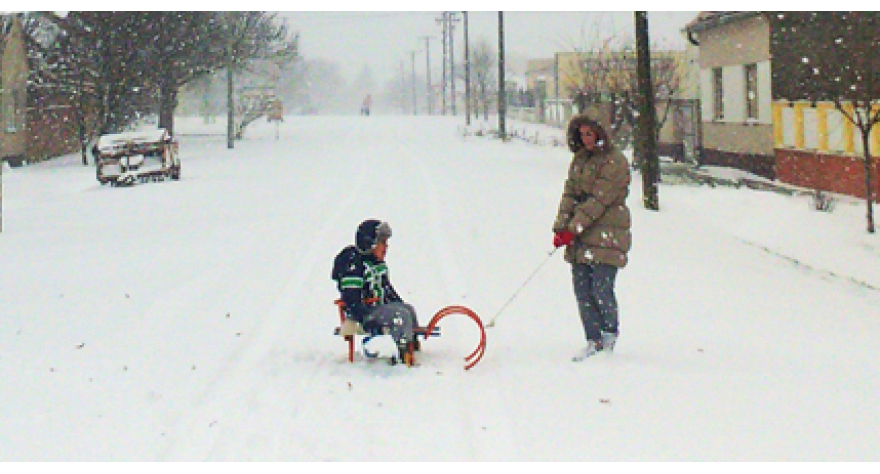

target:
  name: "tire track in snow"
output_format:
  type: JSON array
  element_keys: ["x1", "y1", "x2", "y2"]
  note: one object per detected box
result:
[
  {"x1": 738, "y1": 238, "x2": 880, "y2": 292},
  {"x1": 414, "y1": 148, "x2": 519, "y2": 460},
  {"x1": 157, "y1": 142, "x2": 373, "y2": 461}
]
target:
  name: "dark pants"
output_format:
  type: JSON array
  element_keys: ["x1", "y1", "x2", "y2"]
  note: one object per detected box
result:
[
  {"x1": 571, "y1": 263, "x2": 619, "y2": 342},
  {"x1": 364, "y1": 302, "x2": 418, "y2": 346}
]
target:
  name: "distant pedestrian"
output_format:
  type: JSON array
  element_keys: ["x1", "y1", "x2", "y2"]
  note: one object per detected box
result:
[
  {"x1": 361, "y1": 94, "x2": 372, "y2": 116},
  {"x1": 552, "y1": 115, "x2": 632, "y2": 361}
]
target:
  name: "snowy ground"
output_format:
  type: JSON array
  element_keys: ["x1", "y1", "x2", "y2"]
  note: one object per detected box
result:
[{"x1": 1, "y1": 115, "x2": 879, "y2": 461}]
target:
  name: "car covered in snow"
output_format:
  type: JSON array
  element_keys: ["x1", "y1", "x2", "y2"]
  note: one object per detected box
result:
[{"x1": 94, "y1": 129, "x2": 180, "y2": 186}]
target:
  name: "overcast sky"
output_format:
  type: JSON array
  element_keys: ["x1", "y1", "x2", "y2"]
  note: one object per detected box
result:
[{"x1": 279, "y1": 11, "x2": 698, "y2": 85}]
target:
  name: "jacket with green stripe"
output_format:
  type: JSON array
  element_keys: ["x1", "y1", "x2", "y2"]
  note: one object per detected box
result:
[{"x1": 332, "y1": 245, "x2": 403, "y2": 323}]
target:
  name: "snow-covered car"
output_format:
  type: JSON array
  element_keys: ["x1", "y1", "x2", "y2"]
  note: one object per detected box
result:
[{"x1": 94, "y1": 129, "x2": 180, "y2": 186}]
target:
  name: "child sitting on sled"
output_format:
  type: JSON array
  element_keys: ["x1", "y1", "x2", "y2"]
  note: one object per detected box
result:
[{"x1": 332, "y1": 219, "x2": 419, "y2": 361}]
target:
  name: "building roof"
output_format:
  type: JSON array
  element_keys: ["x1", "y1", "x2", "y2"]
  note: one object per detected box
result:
[{"x1": 684, "y1": 11, "x2": 761, "y2": 33}]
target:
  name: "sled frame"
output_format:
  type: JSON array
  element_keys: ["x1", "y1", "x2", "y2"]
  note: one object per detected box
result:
[{"x1": 333, "y1": 299, "x2": 486, "y2": 370}]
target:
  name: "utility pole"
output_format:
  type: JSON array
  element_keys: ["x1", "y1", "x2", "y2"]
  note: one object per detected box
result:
[
  {"x1": 436, "y1": 12, "x2": 448, "y2": 115},
  {"x1": 498, "y1": 11, "x2": 507, "y2": 140},
  {"x1": 448, "y1": 12, "x2": 460, "y2": 115},
  {"x1": 635, "y1": 11, "x2": 660, "y2": 211},
  {"x1": 463, "y1": 11, "x2": 471, "y2": 125},
  {"x1": 408, "y1": 50, "x2": 419, "y2": 115},
  {"x1": 399, "y1": 60, "x2": 407, "y2": 114},
  {"x1": 554, "y1": 53, "x2": 559, "y2": 126},
  {"x1": 420, "y1": 36, "x2": 435, "y2": 115},
  {"x1": 226, "y1": 12, "x2": 235, "y2": 149}
]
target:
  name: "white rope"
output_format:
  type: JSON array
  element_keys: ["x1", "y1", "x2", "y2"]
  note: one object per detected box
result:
[{"x1": 486, "y1": 247, "x2": 559, "y2": 328}]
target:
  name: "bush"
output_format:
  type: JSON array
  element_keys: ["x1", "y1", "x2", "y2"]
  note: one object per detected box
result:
[{"x1": 811, "y1": 189, "x2": 837, "y2": 212}]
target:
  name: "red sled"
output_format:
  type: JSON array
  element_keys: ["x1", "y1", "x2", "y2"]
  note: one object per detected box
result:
[{"x1": 333, "y1": 299, "x2": 486, "y2": 370}]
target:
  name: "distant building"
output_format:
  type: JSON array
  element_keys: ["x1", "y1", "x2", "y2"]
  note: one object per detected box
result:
[
  {"x1": 686, "y1": 11, "x2": 880, "y2": 201},
  {"x1": 685, "y1": 12, "x2": 774, "y2": 177},
  {"x1": 525, "y1": 49, "x2": 694, "y2": 160},
  {"x1": 2, "y1": 16, "x2": 86, "y2": 165}
]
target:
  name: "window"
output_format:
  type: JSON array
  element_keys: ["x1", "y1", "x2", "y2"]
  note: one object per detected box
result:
[
  {"x1": 745, "y1": 63, "x2": 758, "y2": 120},
  {"x1": 712, "y1": 67, "x2": 724, "y2": 120}
]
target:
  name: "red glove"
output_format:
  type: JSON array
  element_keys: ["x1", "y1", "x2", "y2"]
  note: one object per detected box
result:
[{"x1": 553, "y1": 230, "x2": 576, "y2": 248}]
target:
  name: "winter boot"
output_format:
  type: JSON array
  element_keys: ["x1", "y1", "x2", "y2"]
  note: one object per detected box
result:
[
  {"x1": 572, "y1": 340, "x2": 602, "y2": 362},
  {"x1": 601, "y1": 331, "x2": 618, "y2": 353}
]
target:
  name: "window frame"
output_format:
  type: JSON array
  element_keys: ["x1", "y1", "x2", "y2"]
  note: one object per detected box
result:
[
  {"x1": 712, "y1": 67, "x2": 724, "y2": 121},
  {"x1": 745, "y1": 63, "x2": 759, "y2": 121}
]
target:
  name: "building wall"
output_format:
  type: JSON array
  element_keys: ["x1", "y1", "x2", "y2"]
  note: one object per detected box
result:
[
  {"x1": 697, "y1": 14, "x2": 770, "y2": 69},
  {"x1": 525, "y1": 58, "x2": 554, "y2": 92},
  {"x1": 1, "y1": 17, "x2": 28, "y2": 165},
  {"x1": 777, "y1": 149, "x2": 879, "y2": 201},
  {"x1": 694, "y1": 13, "x2": 775, "y2": 177},
  {"x1": 701, "y1": 124, "x2": 776, "y2": 177},
  {"x1": 773, "y1": 99, "x2": 880, "y2": 201}
]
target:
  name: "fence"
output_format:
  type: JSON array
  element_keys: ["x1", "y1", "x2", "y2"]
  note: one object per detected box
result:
[{"x1": 772, "y1": 100, "x2": 880, "y2": 156}]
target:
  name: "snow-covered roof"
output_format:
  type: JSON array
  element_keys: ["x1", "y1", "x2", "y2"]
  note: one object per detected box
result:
[
  {"x1": 684, "y1": 11, "x2": 761, "y2": 33},
  {"x1": 97, "y1": 129, "x2": 169, "y2": 152}
]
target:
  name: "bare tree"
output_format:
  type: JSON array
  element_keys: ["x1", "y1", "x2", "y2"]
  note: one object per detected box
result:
[
  {"x1": 469, "y1": 37, "x2": 496, "y2": 121},
  {"x1": 25, "y1": 12, "x2": 148, "y2": 154},
  {"x1": 774, "y1": 12, "x2": 878, "y2": 233},
  {"x1": 221, "y1": 12, "x2": 298, "y2": 147},
  {"x1": 146, "y1": 12, "x2": 228, "y2": 137},
  {"x1": 564, "y1": 29, "x2": 683, "y2": 155}
]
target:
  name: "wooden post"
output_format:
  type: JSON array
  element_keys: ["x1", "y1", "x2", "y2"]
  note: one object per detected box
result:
[
  {"x1": 793, "y1": 101, "x2": 807, "y2": 150},
  {"x1": 226, "y1": 13, "x2": 235, "y2": 149},
  {"x1": 842, "y1": 102, "x2": 855, "y2": 154},
  {"x1": 871, "y1": 104, "x2": 880, "y2": 157},
  {"x1": 497, "y1": 11, "x2": 506, "y2": 140},
  {"x1": 772, "y1": 100, "x2": 785, "y2": 148},
  {"x1": 409, "y1": 50, "x2": 418, "y2": 115},
  {"x1": 817, "y1": 102, "x2": 830, "y2": 153},
  {"x1": 635, "y1": 11, "x2": 659, "y2": 211},
  {"x1": 420, "y1": 35, "x2": 434, "y2": 115},
  {"x1": 463, "y1": 11, "x2": 471, "y2": 126}
]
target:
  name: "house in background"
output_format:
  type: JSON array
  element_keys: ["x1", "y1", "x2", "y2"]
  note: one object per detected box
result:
[
  {"x1": 769, "y1": 11, "x2": 880, "y2": 202},
  {"x1": 1, "y1": 16, "x2": 28, "y2": 167},
  {"x1": 686, "y1": 11, "x2": 879, "y2": 201},
  {"x1": 685, "y1": 12, "x2": 774, "y2": 178},
  {"x1": 524, "y1": 58, "x2": 556, "y2": 125},
  {"x1": 2, "y1": 15, "x2": 86, "y2": 166},
  {"x1": 524, "y1": 49, "x2": 694, "y2": 159}
]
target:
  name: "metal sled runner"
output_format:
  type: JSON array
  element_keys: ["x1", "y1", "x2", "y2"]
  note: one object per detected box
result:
[{"x1": 333, "y1": 299, "x2": 486, "y2": 370}]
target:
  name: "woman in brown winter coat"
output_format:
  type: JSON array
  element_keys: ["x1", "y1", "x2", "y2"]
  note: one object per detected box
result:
[{"x1": 552, "y1": 115, "x2": 632, "y2": 361}]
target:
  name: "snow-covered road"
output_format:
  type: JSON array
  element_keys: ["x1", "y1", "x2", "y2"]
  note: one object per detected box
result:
[{"x1": 2, "y1": 115, "x2": 879, "y2": 461}]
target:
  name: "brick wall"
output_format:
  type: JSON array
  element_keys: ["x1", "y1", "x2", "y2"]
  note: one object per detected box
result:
[{"x1": 776, "y1": 148, "x2": 880, "y2": 201}]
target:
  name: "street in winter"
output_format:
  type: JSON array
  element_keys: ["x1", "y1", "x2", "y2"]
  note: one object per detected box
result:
[{"x1": 1, "y1": 116, "x2": 879, "y2": 461}]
